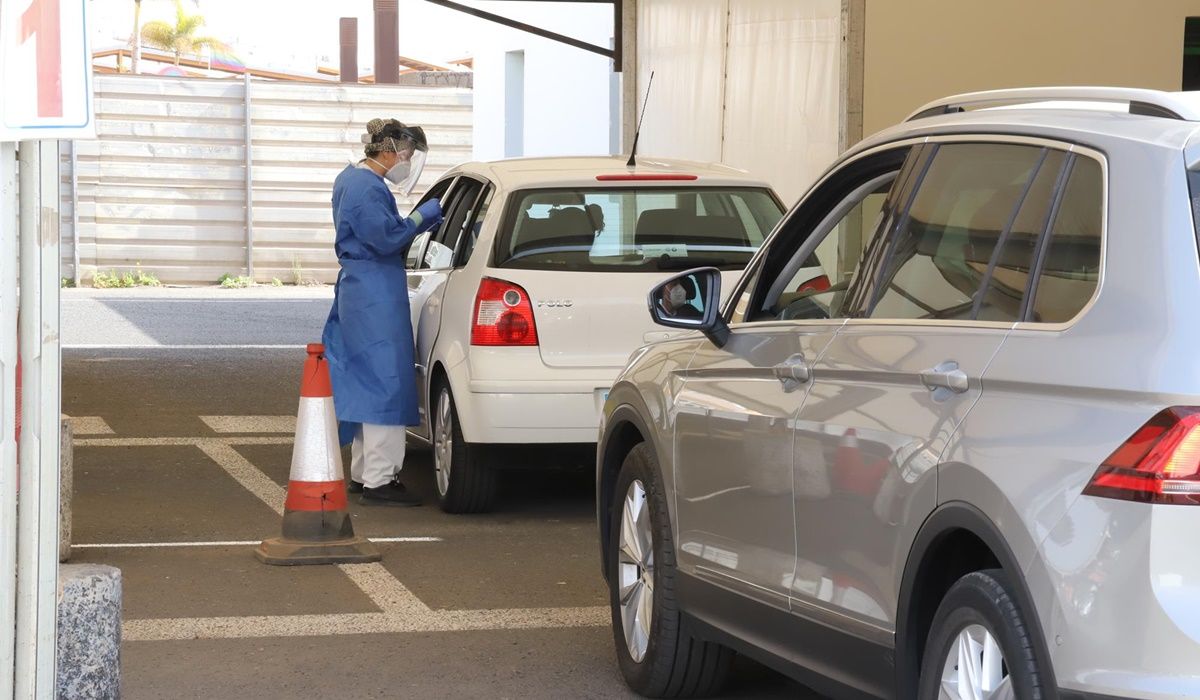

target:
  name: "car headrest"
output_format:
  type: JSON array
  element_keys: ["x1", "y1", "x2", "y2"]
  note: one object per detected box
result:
[{"x1": 636, "y1": 209, "x2": 690, "y2": 245}]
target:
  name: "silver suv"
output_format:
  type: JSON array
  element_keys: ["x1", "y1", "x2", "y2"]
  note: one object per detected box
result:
[{"x1": 596, "y1": 87, "x2": 1200, "y2": 700}]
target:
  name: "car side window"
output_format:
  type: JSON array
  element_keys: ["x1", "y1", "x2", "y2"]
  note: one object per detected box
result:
[
  {"x1": 405, "y1": 231, "x2": 431, "y2": 270},
  {"x1": 1025, "y1": 156, "x2": 1103, "y2": 323},
  {"x1": 406, "y1": 177, "x2": 454, "y2": 270},
  {"x1": 771, "y1": 178, "x2": 893, "y2": 320},
  {"x1": 855, "y1": 143, "x2": 1052, "y2": 322},
  {"x1": 420, "y1": 178, "x2": 485, "y2": 270},
  {"x1": 737, "y1": 147, "x2": 912, "y2": 323},
  {"x1": 455, "y1": 185, "x2": 493, "y2": 267}
]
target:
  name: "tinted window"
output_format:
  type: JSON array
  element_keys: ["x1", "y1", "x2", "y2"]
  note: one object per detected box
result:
[
  {"x1": 495, "y1": 187, "x2": 783, "y2": 272},
  {"x1": 457, "y1": 188, "x2": 492, "y2": 265},
  {"x1": 1029, "y1": 157, "x2": 1103, "y2": 323},
  {"x1": 975, "y1": 150, "x2": 1068, "y2": 321},
  {"x1": 863, "y1": 143, "x2": 1047, "y2": 321},
  {"x1": 421, "y1": 179, "x2": 485, "y2": 269}
]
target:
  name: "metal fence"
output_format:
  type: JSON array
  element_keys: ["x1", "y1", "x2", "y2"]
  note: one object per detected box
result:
[{"x1": 61, "y1": 74, "x2": 473, "y2": 285}]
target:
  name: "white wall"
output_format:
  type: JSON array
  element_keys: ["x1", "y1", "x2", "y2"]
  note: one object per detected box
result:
[
  {"x1": 469, "y1": 2, "x2": 616, "y2": 161},
  {"x1": 636, "y1": 0, "x2": 842, "y2": 205}
]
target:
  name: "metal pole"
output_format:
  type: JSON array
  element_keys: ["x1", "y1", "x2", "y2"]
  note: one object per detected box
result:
[
  {"x1": 15, "y1": 140, "x2": 61, "y2": 700},
  {"x1": 70, "y1": 142, "x2": 79, "y2": 287},
  {"x1": 243, "y1": 73, "x2": 254, "y2": 280},
  {"x1": 0, "y1": 142, "x2": 19, "y2": 700}
]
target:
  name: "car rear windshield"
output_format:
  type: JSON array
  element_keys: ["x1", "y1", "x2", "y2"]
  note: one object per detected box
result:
[{"x1": 493, "y1": 187, "x2": 784, "y2": 271}]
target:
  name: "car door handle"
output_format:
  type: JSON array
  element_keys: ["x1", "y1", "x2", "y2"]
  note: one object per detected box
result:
[
  {"x1": 772, "y1": 354, "x2": 810, "y2": 391},
  {"x1": 920, "y1": 361, "x2": 969, "y2": 394}
]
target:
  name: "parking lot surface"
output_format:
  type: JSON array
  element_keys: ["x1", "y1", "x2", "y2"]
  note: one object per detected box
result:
[{"x1": 62, "y1": 291, "x2": 813, "y2": 699}]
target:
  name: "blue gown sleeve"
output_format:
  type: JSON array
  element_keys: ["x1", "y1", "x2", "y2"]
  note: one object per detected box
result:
[{"x1": 348, "y1": 183, "x2": 422, "y2": 258}]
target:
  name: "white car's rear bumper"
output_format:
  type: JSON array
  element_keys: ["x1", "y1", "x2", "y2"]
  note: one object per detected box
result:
[
  {"x1": 445, "y1": 347, "x2": 618, "y2": 444},
  {"x1": 459, "y1": 387, "x2": 607, "y2": 443}
]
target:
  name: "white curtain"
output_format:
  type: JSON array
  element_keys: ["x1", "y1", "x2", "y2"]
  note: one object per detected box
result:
[
  {"x1": 723, "y1": 0, "x2": 841, "y2": 204},
  {"x1": 637, "y1": 0, "x2": 843, "y2": 205},
  {"x1": 636, "y1": 0, "x2": 728, "y2": 164}
]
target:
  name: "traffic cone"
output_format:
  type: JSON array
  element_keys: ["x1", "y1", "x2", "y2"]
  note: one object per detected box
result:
[{"x1": 255, "y1": 343, "x2": 380, "y2": 566}]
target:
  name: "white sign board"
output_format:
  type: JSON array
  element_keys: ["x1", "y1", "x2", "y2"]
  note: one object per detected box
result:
[{"x1": 0, "y1": 0, "x2": 94, "y2": 141}]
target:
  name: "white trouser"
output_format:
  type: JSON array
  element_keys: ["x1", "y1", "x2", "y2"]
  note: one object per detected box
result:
[{"x1": 350, "y1": 423, "x2": 407, "y2": 489}]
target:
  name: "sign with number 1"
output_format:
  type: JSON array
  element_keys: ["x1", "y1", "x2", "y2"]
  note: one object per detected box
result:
[{"x1": 0, "y1": 0, "x2": 94, "y2": 141}]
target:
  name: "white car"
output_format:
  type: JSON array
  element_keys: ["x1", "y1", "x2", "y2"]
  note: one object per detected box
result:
[{"x1": 403, "y1": 156, "x2": 794, "y2": 512}]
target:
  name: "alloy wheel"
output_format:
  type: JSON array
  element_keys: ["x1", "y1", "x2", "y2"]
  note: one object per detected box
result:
[
  {"x1": 434, "y1": 389, "x2": 453, "y2": 496},
  {"x1": 617, "y1": 479, "x2": 654, "y2": 662},
  {"x1": 939, "y1": 623, "x2": 1014, "y2": 700}
]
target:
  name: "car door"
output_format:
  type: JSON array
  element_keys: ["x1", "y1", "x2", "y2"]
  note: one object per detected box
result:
[
  {"x1": 407, "y1": 176, "x2": 490, "y2": 438},
  {"x1": 672, "y1": 148, "x2": 911, "y2": 607},
  {"x1": 790, "y1": 141, "x2": 1071, "y2": 638}
]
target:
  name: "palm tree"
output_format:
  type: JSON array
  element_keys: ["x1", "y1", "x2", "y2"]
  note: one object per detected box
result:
[{"x1": 139, "y1": 0, "x2": 226, "y2": 67}]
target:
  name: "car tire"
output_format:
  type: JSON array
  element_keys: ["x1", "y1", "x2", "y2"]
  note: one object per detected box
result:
[
  {"x1": 609, "y1": 443, "x2": 733, "y2": 698},
  {"x1": 432, "y1": 381, "x2": 497, "y2": 514},
  {"x1": 918, "y1": 568, "x2": 1048, "y2": 700}
]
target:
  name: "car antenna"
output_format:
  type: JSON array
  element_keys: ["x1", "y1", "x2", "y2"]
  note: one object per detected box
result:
[{"x1": 626, "y1": 71, "x2": 655, "y2": 168}]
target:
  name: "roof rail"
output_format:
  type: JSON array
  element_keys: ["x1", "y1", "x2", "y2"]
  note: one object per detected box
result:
[{"x1": 905, "y1": 87, "x2": 1200, "y2": 122}]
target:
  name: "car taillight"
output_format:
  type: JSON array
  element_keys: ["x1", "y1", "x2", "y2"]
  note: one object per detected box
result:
[
  {"x1": 797, "y1": 275, "x2": 831, "y2": 294},
  {"x1": 1083, "y1": 407, "x2": 1200, "y2": 505},
  {"x1": 471, "y1": 278, "x2": 539, "y2": 346}
]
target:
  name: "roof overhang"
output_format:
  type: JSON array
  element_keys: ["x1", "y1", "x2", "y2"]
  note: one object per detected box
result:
[{"x1": 420, "y1": 0, "x2": 624, "y2": 73}]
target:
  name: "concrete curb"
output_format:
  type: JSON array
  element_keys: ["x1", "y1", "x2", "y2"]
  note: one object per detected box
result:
[{"x1": 57, "y1": 564, "x2": 122, "y2": 700}]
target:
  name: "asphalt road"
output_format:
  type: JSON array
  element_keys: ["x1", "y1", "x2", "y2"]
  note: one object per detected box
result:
[{"x1": 61, "y1": 289, "x2": 813, "y2": 699}]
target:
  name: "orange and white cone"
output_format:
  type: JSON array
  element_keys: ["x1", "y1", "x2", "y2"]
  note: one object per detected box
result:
[{"x1": 255, "y1": 343, "x2": 380, "y2": 566}]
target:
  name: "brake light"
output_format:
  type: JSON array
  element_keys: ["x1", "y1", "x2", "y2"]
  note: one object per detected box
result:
[
  {"x1": 595, "y1": 174, "x2": 698, "y2": 181},
  {"x1": 797, "y1": 275, "x2": 831, "y2": 294},
  {"x1": 471, "y1": 278, "x2": 539, "y2": 346},
  {"x1": 1083, "y1": 407, "x2": 1200, "y2": 505}
]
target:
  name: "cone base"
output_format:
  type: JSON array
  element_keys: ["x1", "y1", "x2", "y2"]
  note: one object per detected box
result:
[{"x1": 255, "y1": 536, "x2": 381, "y2": 566}]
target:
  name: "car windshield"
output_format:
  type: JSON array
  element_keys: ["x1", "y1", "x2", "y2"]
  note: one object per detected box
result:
[{"x1": 494, "y1": 187, "x2": 784, "y2": 271}]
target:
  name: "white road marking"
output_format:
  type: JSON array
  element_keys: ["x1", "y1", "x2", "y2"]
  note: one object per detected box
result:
[
  {"x1": 74, "y1": 537, "x2": 442, "y2": 549},
  {"x1": 201, "y1": 415, "x2": 296, "y2": 434},
  {"x1": 82, "y1": 434, "x2": 608, "y2": 638},
  {"x1": 338, "y1": 563, "x2": 432, "y2": 616},
  {"x1": 195, "y1": 441, "x2": 288, "y2": 515},
  {"x1": 64, "y1": 344, "x2": 308, "y2": 350},
  {"x1": 76, "y1": 437, "x2": 292, "y2": 447},
  {"x1": 67, "y1": 416, "x2": 115, "y2": 435},
  {"x1": 123, "y1": 606, "x2": 611, "y2": 641}
]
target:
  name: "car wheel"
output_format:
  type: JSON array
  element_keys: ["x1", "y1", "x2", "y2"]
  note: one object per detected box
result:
[
  {"x1": 609, "y1": 443, "x2": 732, "y2": 697},
  {"x1": 432, "y1": 382, "x2": 497, "y2": 514},
  {"x1": 918, "y1": 569, "x2": 1048, "y2": 700}
]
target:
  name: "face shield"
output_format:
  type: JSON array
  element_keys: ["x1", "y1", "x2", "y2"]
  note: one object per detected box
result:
[
  {"x1": 362, "y1": 121, "x2": 430, "y2": 196},
  {"x1": 391, "y1": 125, "x2": 428, "y2": 197},
  {"x1": 394, "y1": 147, "x2": 426, "y2": 197}
]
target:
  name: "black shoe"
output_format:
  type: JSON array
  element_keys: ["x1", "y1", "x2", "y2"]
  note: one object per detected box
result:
[
  {"x1": 348, "y1": 480, "x2": 363, "y2": 494},
  {"x1": 360, "y1": 478, "x2": 421, "y2": 507}
]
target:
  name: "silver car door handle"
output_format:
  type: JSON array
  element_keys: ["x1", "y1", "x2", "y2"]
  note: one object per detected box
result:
[
  {"x1": 772, "y1": 354, "x2": 810, "y2": 391},
  {"x1": 920, "y1": 361, "x2": 969, "y2": 394}
]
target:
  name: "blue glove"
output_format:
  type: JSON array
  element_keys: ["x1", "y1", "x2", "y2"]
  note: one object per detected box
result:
[{"x1": 413, "y1": 198, "x2": 442, "y2": 232}]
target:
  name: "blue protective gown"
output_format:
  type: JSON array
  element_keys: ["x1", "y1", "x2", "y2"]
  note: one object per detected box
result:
[{"x1": 322, "y1": 164, "x2": 433, "y2": 444}]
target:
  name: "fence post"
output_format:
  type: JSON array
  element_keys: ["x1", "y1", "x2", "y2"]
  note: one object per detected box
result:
[
  {"x1": 69, "y1": 141, "x2": 79, "y2": 287},
  {"x1": 244, "y1": 73, "x2": 254, "y2": 280}
]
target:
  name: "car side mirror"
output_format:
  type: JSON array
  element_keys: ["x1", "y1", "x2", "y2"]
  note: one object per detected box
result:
[{"x1": 648, "y1": 267, "x2": 730, "y2": 347}]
